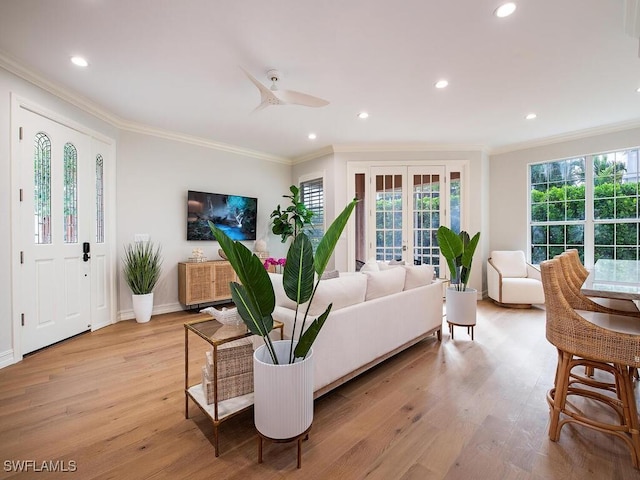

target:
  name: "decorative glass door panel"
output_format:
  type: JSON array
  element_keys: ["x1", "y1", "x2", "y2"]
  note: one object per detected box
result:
[
  {"x1": 374, "y1": 172, "x2": 405, "y2": 261},
  {"x1": 369, "y1": 166, "x2": 445, "y2": 270},
  {"x1": 410, "y1": 169, "x2": 442, "y2": 275}
]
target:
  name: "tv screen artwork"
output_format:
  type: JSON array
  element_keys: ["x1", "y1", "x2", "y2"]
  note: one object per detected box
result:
[{"x1": 187, "y1": 190, "x2": 257, "y2": 241}]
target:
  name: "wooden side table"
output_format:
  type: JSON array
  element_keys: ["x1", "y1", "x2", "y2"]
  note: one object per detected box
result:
[{"x1": 184, "y1": 315, "x2": 284, "y2": 456}]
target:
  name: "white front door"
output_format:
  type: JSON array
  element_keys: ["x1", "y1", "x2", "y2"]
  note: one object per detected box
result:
[{"x1": 16, "y1": 107, "x2": 108, "y2": 354}]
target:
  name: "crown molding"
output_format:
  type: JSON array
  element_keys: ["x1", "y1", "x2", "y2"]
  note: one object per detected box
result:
[
  {"x1": 292, "y1": 143, "x2": 491, "y2": 164},
  {"x1": 119, "y1": 120, "x2": 291, "y2": 164},
  {"x1": 488, "y1": 119, "x2": 640, "y2": 156},
  {"x1": 291, "y1": 145, "x2": 336, "y2": 164},
  {"x1": 330, "y1": 143, "x2": 489, "y2": 154},
  {"x1": 0, "y1": 51, "x2": 288, "y2": 164},
  {"x1": 0, "y1": 50, "x2": 122, "y2": 125}
]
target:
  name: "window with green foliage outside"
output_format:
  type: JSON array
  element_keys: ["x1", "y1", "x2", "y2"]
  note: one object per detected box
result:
[{"x1": 529, "y1": 148, "x2": 639, "y2": 265}]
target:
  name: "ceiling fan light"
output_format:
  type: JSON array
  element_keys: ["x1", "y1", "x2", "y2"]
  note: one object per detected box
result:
[{"x1": 495, "y1": 2, "x2": 516, "y2": 18}]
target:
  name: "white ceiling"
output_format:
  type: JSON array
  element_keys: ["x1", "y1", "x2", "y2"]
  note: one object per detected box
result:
[{"x1": 1, "y1": 0, "x2": 639, "y2": 161}]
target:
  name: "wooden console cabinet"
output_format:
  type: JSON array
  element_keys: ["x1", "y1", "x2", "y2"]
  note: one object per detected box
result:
[{"x1": 178, "y1": 261, "x2": 236, "y2": 306}]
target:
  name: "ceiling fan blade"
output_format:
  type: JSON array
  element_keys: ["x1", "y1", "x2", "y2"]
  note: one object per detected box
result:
[
  {"x1": 241, "y1": 67, "x2": 281, "y2": 109},
  {"x1": 275, "y1": 89, "x2": 329, "y2": 107}
]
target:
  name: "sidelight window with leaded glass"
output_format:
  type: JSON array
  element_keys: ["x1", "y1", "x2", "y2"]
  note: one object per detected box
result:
[
  {"x1": 63, "y1": 143, "x2": 78, "y2": 243},
  {"x1": 34, "y1": 132, "x2": 52, "y2": 244}
]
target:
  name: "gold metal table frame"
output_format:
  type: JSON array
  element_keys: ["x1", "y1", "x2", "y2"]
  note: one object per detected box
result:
[{"x1": 184, "y1": 315, "x2": 284, "y2": 456}]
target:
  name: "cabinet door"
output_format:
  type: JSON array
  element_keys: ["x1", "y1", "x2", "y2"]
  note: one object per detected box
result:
[
  {"x1": 212, "y1": 261, "x2": 236, "y2": 301},
  {"x1": 185, "y1": 263, "x2": 215, "y2": 304}
]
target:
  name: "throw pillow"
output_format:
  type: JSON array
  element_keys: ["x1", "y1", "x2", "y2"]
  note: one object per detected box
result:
[
  {"x1": 307, "y1": 273, "x2": 367, "y2": 315},
  {"x1": 321, "y1": 269, "x2": 340, "y2": 280},
  {"x1": 403, "y1": 264, "x2": 434, "y2": 290},
  {"x1": 363, "y1": 267, "x2": 406, "y2": 301}
]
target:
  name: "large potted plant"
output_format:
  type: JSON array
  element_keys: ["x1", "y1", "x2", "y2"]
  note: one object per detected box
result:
[
  {"x1": 210, "y1": 196, "x2": 357, "y2": 441},
  {"x1": 270, "y1": 185, "x2": 314, "y2": 243},
  {"x1": 122, "y1": 240, "x2": 162, "y2": 323},
  {"x1": 437, "y1": 226, "x2": 480, "y2": 329}
]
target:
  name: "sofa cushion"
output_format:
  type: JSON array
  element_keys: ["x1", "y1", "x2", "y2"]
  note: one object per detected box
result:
[
  {"x1": 403, "y1": 264, "x2": 434, "y2": 290},
  {"x1": 491, "y1": 250, "x2": 528, "y2": 278},
  {"x1": 307, "y1": 273, "x2": 367, "y2": 316},
  {"x1": 363, "y1": 267, "x2": 406, "y2": 301}
]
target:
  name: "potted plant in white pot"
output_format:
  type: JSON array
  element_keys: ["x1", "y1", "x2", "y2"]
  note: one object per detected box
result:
[
  {"x1": 122, "y1": 240, "x2": 162, "y2": 323},
  {"x1": 210, "y1": 195, "x2": 357, "y2": 442},
  {"x1": 437, "y1": 226, "x2": 480, "y2": 330}
]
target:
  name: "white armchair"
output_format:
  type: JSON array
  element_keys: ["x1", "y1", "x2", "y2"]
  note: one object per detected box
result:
[{"x1": 487, "y1": 250, "x2": 545, "y2": 307}]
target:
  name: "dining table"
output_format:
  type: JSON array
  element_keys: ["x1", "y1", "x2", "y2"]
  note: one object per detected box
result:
[{"x1": 581, "y1": 259, "x2": 640, "y2": 308}]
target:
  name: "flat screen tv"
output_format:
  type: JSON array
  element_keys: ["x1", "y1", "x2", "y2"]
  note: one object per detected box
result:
[{"x1": 187, "y1": 190, "x2": 258, "y2": 241}]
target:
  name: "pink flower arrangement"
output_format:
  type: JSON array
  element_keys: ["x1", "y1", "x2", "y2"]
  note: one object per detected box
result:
[
  {"x1": 263, "y1": 257, "x2": 286, "y2": 270},
  {"x1": 263, "y1": 257, "x2": 286, "y2": 274}
]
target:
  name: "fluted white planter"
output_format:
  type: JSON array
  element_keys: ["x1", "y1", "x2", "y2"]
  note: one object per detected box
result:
[
  {"x1": 132, "y1": 293, "x2": 154, "y2": 323},
  {"x1": 253, "y1": 340, "x2": 314, "y2": 440},
  {"x1": 446, "y1": 287, "x2": 477, "y2": 325}
]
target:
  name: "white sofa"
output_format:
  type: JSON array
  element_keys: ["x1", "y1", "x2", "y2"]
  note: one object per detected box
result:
[
  {"x1": 487, "y1": 250, "x2": 545, "y2": 307},
  {"x1": 269, "y1": 264, "x2": 443, "y2": 397}
]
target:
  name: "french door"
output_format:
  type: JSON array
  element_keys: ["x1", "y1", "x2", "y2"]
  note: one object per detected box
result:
[
  {"x1": 369, "y1": 166, "x2": 445, "y2": 275},
  {"x1": 15, "y1": 105, "x2": 113, "y2": 354}
]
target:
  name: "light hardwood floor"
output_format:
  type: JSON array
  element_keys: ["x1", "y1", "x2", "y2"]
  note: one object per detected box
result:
[{"x1": 1, "y1": 300, "x2": 639, "y2": 479}]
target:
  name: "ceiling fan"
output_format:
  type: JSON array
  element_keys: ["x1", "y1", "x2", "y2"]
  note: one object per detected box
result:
[{"x1": 241, "y1": 68, "x2": 329, "y2": 111}]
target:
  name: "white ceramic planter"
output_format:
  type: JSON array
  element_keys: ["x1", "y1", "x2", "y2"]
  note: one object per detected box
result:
[
  {"x1": 445, "y1": 287, "x2": 477, "y2": 326},
  {"x1": 253, "y1": 340, "x2": 314, "y2": 440},
  {"x1": 132, "y1": 293, "x2": 154, "y2": 323}
]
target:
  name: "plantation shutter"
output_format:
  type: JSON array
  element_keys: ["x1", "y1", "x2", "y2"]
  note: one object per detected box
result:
[{"x1": 300, "y1": 178, "x2": 324, "y2": 250}]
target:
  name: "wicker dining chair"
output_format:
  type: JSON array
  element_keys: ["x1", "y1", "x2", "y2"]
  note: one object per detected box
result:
[
  {"x1": 559, "y1": 249, "x2": 640, "y2": 314},
  {"x1": 540, "y1": 258, "x2": 640, "y2": 468},
  {"x1": 555, "y1": 252, "x2": 640, "y2": 318}
]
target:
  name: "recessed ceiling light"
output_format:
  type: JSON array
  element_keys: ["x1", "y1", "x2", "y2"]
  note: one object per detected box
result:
[
  {"x1": 435, "y1": 80, "x2": 449, "y2": 89},
  {"x1": 495, "y1": 2, "x2": 516, "y2": 18},
  {"x1": 70, "y1": 56, "x2": 88, "y2": 67},
  {"x1": 358, "y1": 112, "x2": 369, "y2": 119},
  {"x1": 525, "y1": 113, "x2": 537, "y2": 120},
  {"x1": 636, "y1": 87, "x2": 640, "y2": 93},
  {"x1": 308, "y1": 133, "x2": 317, "y2": 140}
]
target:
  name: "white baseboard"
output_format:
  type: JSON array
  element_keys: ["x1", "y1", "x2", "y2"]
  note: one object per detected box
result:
[
  {"x1": 117, "y1": 302, "x2": 184, "y2": 322},
  {"x1": 0, "y1": 348, "x2": 18, "y2": 370}
]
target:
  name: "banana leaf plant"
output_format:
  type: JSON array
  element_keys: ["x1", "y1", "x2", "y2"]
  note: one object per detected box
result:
[
  {"x1": 210, "y1": 197, "x2": 357, "y2": 364},
  {"x1": 436, "y1": 226, "x2": 480, "y2": 292}
]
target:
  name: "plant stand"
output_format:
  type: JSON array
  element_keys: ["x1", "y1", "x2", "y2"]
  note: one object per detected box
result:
[
  {"x1": 257, "y1": 425, "x2": 312, "y2": 469},
  {"x1": 447, "y1": 321, "x2": 475, "y2": 340}
]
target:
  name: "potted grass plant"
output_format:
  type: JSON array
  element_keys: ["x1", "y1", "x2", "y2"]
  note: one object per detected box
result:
[
  {"x1": 122, "y1": 240, "x2": 162, "y2": 323},
  {"x1": 210, "y1": 195, "x2": 357, "y2": 441},
  {"x1": 437, "y1": 226, "x2": 480, "y2": 330}
]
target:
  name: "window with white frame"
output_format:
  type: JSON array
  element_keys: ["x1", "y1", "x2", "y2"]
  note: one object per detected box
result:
[
  {"x1": 300, "y1": 177, "x2": 324, "y2": 250},
  {"x1": 529, "y1": 147, "x2": 640, "y2": 265}
]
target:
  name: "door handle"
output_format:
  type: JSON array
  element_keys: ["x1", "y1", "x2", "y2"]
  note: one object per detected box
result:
[{"x1": 83, "y1": 242, "x2": 90, "y2": 262}]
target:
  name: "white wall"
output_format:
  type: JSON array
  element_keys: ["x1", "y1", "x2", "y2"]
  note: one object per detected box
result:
[
  {"x1": 116, "y1": 131, "x2": 292, "y2": 317},
  {"x1": 489, "y1": 126, "x2": 640, "y2": 257}
]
